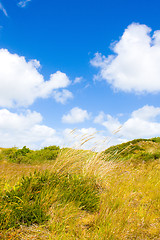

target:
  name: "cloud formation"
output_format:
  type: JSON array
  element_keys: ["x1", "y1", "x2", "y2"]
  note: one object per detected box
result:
[
  {"x1": 63, "y1": 128, "x2": 109, "y2": 151},
  {"x1": 94, "y1": 112, "x2": 121, "y2": 133},
  {"x1": 121, "y1": 105, "x2": 160, "y2": 139},
  {"x1": 0, "y1": 109, "x2": 62, "y2": 149},
  {"x1": 0, "y1": 109, "x2": 109, "y2": 151},
  {"x1": 0, "y1": 3, "x2": 8, "y2": 16},
  {"x1": 62, "y1": 107, "x2": 90, "y2": 124},
  {"x1": 95, "y1": 105, "x2": 160, "y2": 140},
  {"x1": 3, "y1": 105, "x2": 160, "y2": 150},
  {"x1": 53, "y1": 89, "x2": 73, "y2": 104},
  {"x1": 73, "y1": 77, "x2": 83, "y2": 84},
  {"x1": 0, "y1": 49, "x2": 72, "y2": 107},
  {"x1": 18, "y1": 0, "x2": 31, "y2": 8},
  {"x1": 91, "y1": 23, "x2": 160, "y2": 93}
]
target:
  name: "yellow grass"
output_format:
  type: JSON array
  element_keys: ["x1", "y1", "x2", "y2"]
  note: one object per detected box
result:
[{"x1": 1, "y1": 138, "x2": 160, "y2": 239}]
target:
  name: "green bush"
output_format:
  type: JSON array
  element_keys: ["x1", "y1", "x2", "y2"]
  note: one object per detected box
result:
[
  {"x1": 0, "y1": 171, "x2": 100, "y2": 230},
  {"x1": 1, "y1": 145, "x2": 60, "y2": 164},
  {"x1": 0, "y1": 172, "x2": 49, "y2": 229},
  {"x1": 38, "y1": 146, "x2": 60, "y2": 161},
  {"x1": 151, "y1": 137, "x2": 160, "y2": 143},
  {"x1": 2, "y1": 147, "x2": 17, "y2": 160},
  {"x1": 136, "y1": 152, "x2": 160, "y2": 162},
  {"x1": 58, "y1": 174, "x2": 100, "y2": 212}
]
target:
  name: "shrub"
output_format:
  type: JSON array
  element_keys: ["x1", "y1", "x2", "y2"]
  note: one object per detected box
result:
[
  {"x1": 0, "y1": 171, "x2": 100, "y2": 230},
  {"x1": 151, "y1": 137, "x2": 160, "y2": 143},
  {"x1": 137, "y1": 152, "x2": 160, "y2": 162},
  {"x1": 1, "y1": 145, "x2": 60, "y2": 164},
  {"x1": 58, "y1": 174, "x2": 100, "y2": 212},
  {"x1": 38, "y1": 146, "x2": 60, "y2": 161}
]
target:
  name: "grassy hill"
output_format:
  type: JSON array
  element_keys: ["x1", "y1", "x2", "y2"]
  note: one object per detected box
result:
[{"x1": 1, "y1": 138, "x2": 160, "y2": 239}]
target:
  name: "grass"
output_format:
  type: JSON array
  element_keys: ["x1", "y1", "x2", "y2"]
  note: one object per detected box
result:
[
  {"x1": 1, "y1": 138, "x2": 160, "y2": 239},
  {"x1": 0, "y1": 145, "x2": 60, "y2": 164},
  {"x1": 103, "y1": 137, "x2": 160, "y2": 162}
]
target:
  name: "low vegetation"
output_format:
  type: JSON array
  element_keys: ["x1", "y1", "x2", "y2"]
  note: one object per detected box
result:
[
  {"x1": 1, "y1": 138, "x2": 160, "y2": 239},
  {"x1": 104, "y1": 137, "x2": 160, "y2": 162},
  {"x1": 0, "y1": 145, "x2": 60, "y2": 164}
]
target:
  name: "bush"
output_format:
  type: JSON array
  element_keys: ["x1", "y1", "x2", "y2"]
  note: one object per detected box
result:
[
  {"x1": 58, "y1": 174, "x2": 100, "y2": 212},
  {"x1": 1, "y1": 145, "x2": 60, "y2": 164},
  {"x1": 136, "y1": 152, "x2": 160, "y2": 162},
  {"x1": 0, "y1": 171, "x2": 100, "y2": 230},
  {"x1": 0, "y1": 172, "x2": 49, "y2": 229},
  {"x1": 38, "y1": 146, "x2": 60, "y2": 161},
  {"x1": 151, "y1": 137, "x2": 160, "y2": 143}
]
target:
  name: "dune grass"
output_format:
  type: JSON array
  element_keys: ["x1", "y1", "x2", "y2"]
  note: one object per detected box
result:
[{"x1": 1, "y1": 139, "x2": 160, "y2": 239}]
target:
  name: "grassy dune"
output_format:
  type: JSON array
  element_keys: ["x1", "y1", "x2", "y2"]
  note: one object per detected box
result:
[{"x1": 1, "y1": 139, "x2": 160, "y2": 239}]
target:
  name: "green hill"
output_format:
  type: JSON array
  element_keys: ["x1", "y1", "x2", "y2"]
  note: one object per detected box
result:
[
  {"x1": 1, "y1": 139, "x2": 160, "y2": 239},
  {"x1": 104, "y1": 137, "x2": 160, "y2": 162}
]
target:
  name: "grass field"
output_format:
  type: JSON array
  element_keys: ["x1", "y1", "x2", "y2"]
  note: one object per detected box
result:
[{"x1": 1, "y1": 138, "x2": 160, "y2": 239}]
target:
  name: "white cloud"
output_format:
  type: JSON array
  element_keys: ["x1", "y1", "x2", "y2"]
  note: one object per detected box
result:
[
  {"x1": 18, "y1": 0, "x2": 31, "y2": 8},
  {"x1": 121, "y1": 105, "x2": 160, "y2": 139},
  {"x1": 0, "y1": 49, "x2": 72, "y2": 107},
  {"x1": 0, "y1": 3, "x2": 8, "y2": 16},
  {"x1": 53, "y1": 89, "x2": 73, "y2": 104},
  {"x1": 95, "y1": 105, "x2": 160, "y2": 140},
  {"x1": 62, "y1": 128, "x2": 109, "y2": 151},
  {"x1": 0, "y1": 109, "x2": 109, "y2": 151},
  {"x1": 0, "y1": 109, "x2": 62, "y2": 149},
  {"x1": 94, "y1": 111, "x2": 106, "y2": 124},
  {"x1": 3, "y1": 105, "x2": 159, "y2": 151},
  {"x1": 62, "y1": 107, "x2": 90, "y2": 124},
  {"x1": 91, "y1": 23, "x2": 160, "y2": 94},
  {"x1": 49, "y1": 72, "x2": 71, "y2": 89},
  {"x1": 73, "y1": 77, "x2": 83, "y2": 84},
  {"x1": 94, "y1": 111, "x2": 121, "y2": 133},
  {"x1": 131, "y1": 105, "x2": 160, "y2": 120}
]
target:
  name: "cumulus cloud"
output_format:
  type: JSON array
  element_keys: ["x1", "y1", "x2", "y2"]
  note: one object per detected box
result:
[
  {"x1": 63, "y1": 128, "x2": 110, "y2": 151},
  {"x1": 0, "y1": 109, "x2": 62, "y2": 149},
  {"x1": 0, "y1": 109, "x2": 109, "y2": 151},
  {"x1": 53, "y1": 89, "x2": 73, "y2": 104},
  {"x1": 0, "y1": 49, "x2": 72, "y2": 107},
  {"x1": 0, "y1": 3, "x2": 8, "y2": 16},
  {"x1": 18, "y1": 0, "x2": 31, "y2": 8},
  {"x1": 3, "y1": 105, "x2": 160, "y2": 151},
  {"x1": 95, "y1": 105, "x2": 160, "y2": 140},
  {"x1": 91, "y1": 23, "x2": 160, "y2": 93},
  {"x1": 94, "y1": 111, "x2": 121, "y2": 133},
  {"x1": 62, "y1": 107, "x2": 90, "y2": 124},
  {"x1": 121, "y1": 105, "x2": 160, "y2": 139}
]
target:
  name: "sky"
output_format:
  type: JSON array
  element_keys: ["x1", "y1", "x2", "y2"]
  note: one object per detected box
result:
[{"x1": 0, "y1": 0, "x2": 160, "y2": 150}]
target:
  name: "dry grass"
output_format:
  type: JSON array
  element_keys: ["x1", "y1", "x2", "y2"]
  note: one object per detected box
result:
[{"x1": 1, "y1": 138, "x2": 160, "y2": 239}]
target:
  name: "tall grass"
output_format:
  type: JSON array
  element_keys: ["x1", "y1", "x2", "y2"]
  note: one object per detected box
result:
[{"x1": 1, "y1": 137, "x2": 160, "y2": 239}]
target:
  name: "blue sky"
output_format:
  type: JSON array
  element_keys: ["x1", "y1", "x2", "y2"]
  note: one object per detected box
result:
[{"x1": 0, "y1": 0, "x2": 160, "y2": 150}]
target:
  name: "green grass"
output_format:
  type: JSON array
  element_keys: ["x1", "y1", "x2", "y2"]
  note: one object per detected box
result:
[
  {"x1": 0, "y1": 145, "x2": 60, "y2": 164},
  {"x1": 103, "y1": 137, "x2": 160, "y2": 163},
  {"x1": 0, "y1": 171, "x2": 99, "y2": 230},
  {"x1": 1, "y1": 138, "x2": 160, "y2": 239}
]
